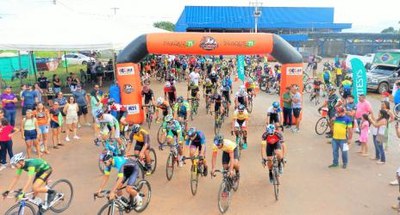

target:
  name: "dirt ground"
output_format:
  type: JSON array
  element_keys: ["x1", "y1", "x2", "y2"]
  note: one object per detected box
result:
[{"x1": 0, "y1": 77, "x2": 399, "y2": 215}]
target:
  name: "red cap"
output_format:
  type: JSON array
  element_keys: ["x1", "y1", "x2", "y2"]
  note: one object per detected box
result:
[{"x1": 382, "y1": 91, "x2": 390, "y2": 97}]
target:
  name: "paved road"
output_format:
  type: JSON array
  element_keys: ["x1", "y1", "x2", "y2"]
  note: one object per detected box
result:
[{"x1": 0, "y1": 79, "x2": 399, "y2": 215}]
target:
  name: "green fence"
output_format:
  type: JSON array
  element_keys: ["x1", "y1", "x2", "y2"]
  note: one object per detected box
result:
[{"x1": 0, "y1": 54, "x2": 36, "y2": 80}]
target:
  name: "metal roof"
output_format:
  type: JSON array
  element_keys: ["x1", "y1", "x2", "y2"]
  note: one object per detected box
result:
[{"x1": 176, "y1": 6, "x2": 352, "y2": 32}]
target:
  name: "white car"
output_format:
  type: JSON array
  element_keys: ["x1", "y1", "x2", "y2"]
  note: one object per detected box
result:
[{"x1": 61, "y1": 53, "x2": 95, "y2": 65}]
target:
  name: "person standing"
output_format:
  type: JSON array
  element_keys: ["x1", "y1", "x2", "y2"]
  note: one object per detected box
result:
[
  {"x1": 33, "y1": 83, "x2": 44, "y2": 104},
  {"x1": 21, "y1": 109, "x2": 40, "y2": 158},
  {"x1": 53, "y1": 92, "x2": 67, "y2": 133},
  {"x1": 49, "y1": 102, "x2": 63, "y2": 149},
  {"x1": 282, "y1": 86, "x2": 292, "y2": 129},
  {"x1": 37, "y1": 72, "x2": 49, "y2": 104},
  {"x1": 63, "y1": 96, "x2": 79, "y2": 142},
  {"x1": 35, "y1": 103, "x2": 50, "y2": 154},
  {"x1": 369, "y1": 110, "x2": 389, "y2": 164},
  {"x1": 73, "y1": 85, "x2": 91, "y2": 127},
  {"x1": 0, "y1": 118, "x2": 19, "y2": 171},
  {"x1": 329, "y1": 107, "x2": 352, "y2": 169},
  {"x1": 291, "y1": 85, "x2": 302, "y2": 132},
  {"x1": 1, "y1": 86, "x2": 18, "y2": 126},
  {"x1": 354, "y1": 94, "x2": 372, "y2": 143},
  {"x1": 20, "y1": 84, "x2": 38, "y2": 117},
  {"x1": 90, "y1": 85, "x2": 104, "y2": 121}
]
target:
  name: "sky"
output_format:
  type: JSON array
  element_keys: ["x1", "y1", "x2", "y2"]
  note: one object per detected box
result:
[{"x1": 0, "y1": 0, "x2": 399, "y2": 33}]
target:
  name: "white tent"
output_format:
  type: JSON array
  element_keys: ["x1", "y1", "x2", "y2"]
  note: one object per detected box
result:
[{"x1": 0, "y1": 7, "x2": 168, "y2": 51}]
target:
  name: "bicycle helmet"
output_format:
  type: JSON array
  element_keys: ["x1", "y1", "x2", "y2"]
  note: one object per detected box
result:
[
  {"x1": 177, "y1": 96, "x2": 184, "y2": 103},
  {"x1": 10, "y1": 152, "x2": 25, "y2": 166},
  {"x1": 107, "y1": 98, "x2": 115, "y2": 105},
  {"x1": 164, "y1": 114, "x2": 173, "y2": 122},
  {"x1": 274, "y1": 64, "x2": 281, "y2": 69},
  {"x1": 95, "y1": 109, "x2": 104, "y2": 118},
  {"x1": 238, "y1": 104, "x2": 245, "y2": 111},
  {"x1": 188, "y1": 127, "x2": 197, "y2": 138},
  {"x1": 156, "y1": 97, "x2": 163, "y2": 105},
  {"x1": 213, "y1": 135, "x2": 224, "y2": 147},
  {"x1": 266, "y1": 124, "x2": 275, "y2": 134},
  {"x1": 272, "y1": 101, "x2": 280, "y2": 109},
  {"x1": 101, "y1": 151, "x2": 113, "y2": 162},
  {"x1": 131, "y1": 124, "x2": 141, "y2": 134}
]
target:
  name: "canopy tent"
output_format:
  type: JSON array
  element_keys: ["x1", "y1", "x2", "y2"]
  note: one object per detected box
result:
[{"x1": 0, "y1": 7, "x2": 168, "y2": 51}]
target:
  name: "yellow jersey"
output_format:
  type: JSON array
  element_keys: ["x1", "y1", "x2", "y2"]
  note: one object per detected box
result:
[
  {"x1": 212, "y1": 139, "x2": 237, "y2": 153},
  {"x1": 232, "y1": 110, "x2": 249, "y2": 121},
  {"x1": 132, "y1": 128, "x2": 149, "y2": 143}
]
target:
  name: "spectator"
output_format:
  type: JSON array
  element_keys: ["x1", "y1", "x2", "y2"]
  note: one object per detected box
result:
[
  {"x1": 90, "y1": 85, "x2": 104, "y2": 120},
  {"x1": 1, "y1": 86, "x2": 18, "y2": 126},
  {"x1": 63, "y1": 96, "x2": 79, "y2": 142},
  {"x1": 19, "y1": 84, "x2": 26, "y2": 107},
  {"x1": 290, "y1": 85, "x2": 302, "y2": 132},
  {"x1": 344, "y1": 95, "x2": 357, "y2": 142},
  {"x1": 95, "y1": 61, "x2": 104, "y2": 87},
  {"x1": 0, "y1": 109, "x2": 5, "y2": 120},
  {"x1": 282, "y1": 86, "x2": 292, "y2": 128},
  {"x1": 72, "y1": 85, "x2": 90, "y2": 127},
  {"x1": 369, "y1": 109, "x2": 389, "y2": 164},
  {"x1": 35, "y1": 102, "x2": 50, "y2": 154},
  {"x1": 37, "y1": 72, "x2": 49, "y2": 104},
  {"x1": 69, "y1": 73, "x2": 80, "y2": 92},
  {"x1": 329, "y1": 107, "x2": 352, "y2": 169},
  {"x1": 358, "y1": 114, "x2": 370, "y2": 156},
  {"x1": 53, "y1": 92, "x2": 67, "y2": 133},
  {"x1": 49, "y1": 102, "x2": 63, "y2": 149},
  {"x1": 33, "y1": 83, "x2": 44, "y2": 104},
  {"x1": 20, "y1": 84, "x2": 38, "y2": 117},
  {"x1": 52, "y1": 74, "x2": 62, "y2": 94},
  {"x1": 0, "y1": 118, "x2": 19, "y2": 171},
  {"x1": 189, "y1": 66, "x2": 200, "y2": 85},
  {"x1": 381, "y1": 101, "x2": 395, "y2": 150},
  {"x1": 66, "y1": 72, "x2": 73, "y2": 89},
  {"x1": 21, "y1": 109, "x2": 40, "y2": 158},
  {"x1": 355, "y1": 94, "x2": 372, "y2": 142}
]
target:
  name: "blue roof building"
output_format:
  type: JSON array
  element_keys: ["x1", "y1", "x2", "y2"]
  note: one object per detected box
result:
[{"x1": 175, "y1": 6, "x2": 352, "y2": 43}]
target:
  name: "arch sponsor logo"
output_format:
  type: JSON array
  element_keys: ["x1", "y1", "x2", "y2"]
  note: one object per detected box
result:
[
  {"x1": 286, "y1": 67, "x2": 302, "y2": 76},
  {"x1": 123, "y1": 84, "x2": 133, "y2": 94},
  {"x1": 118, "y1": 66, "x2": 134, "y2": 76},
  {"x1": 200, "y1": 36, "x2": 218, "y2": 51},
  {"x1": 126, "y1": 104, "x2": 140, "y2": 115}
]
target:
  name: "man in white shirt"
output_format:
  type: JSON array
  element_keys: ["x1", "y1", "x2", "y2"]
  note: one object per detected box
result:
[{"x1": 189, "y1": 66, "x2": 201, "y2": 86}]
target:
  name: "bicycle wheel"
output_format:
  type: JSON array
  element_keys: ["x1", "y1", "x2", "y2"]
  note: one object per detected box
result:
[
  {"x1": 247, "y1": 99, "x2": 253, "y2": 113},
  {"x1": 273, "y1": 168, "x2": 280, "y2": 201},
  {"x1": 97, "y1": 202, "x2": 123, "y2": 215},
  {"x1": 214, "y1": 120, "x2": 221, "y2": 135},
  {"x1": 190, "y1": 109, "x2": 194, "y2": 121},
  {"x1": 157, "y1": 125, "x2": 166, "y2": 145},
  {"x1": 148, "y1": 148, "x2": 157, "y2": 174},
  {"x1": 50, "y1": 179, "x2": 74, "y2": 213},
  {"x1": 217, "y1": 181, "x2": 232, "y2": 214},
  {"x1": 394, "y1": 103, "x2": 400, "y2": 119},
  {"x1": 5, "y1": 203, "x2": 36, "y2": 215},
  {"x1": 98, "y1": 159, "x2": 106, "y2": 174},
  {"x1": 315, "y1": 117, "x2": 329, "y2": 135},
  {"x1": 190, "y1": 165, "x2": 199, "y2": 196},
  {"x1": 166, "y1": 153, "x2": 174, "y2": 181},
  {"x1": 304, "y1": 82, "x2": 313, "y2": 93},
  {"x1": 232, "y1": 174, "x2": 240, "y2": 192},
  {"x1": 133, "y1": 180, "x2": 152, "y2": 213}
]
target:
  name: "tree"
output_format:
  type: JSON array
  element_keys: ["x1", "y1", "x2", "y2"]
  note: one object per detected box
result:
[
  {"x1": 381, "y1": 27, "x2": 398, "y2": 34},
  {"x1": 153, "y1": 21, "x2": 175, "y2": 32}
]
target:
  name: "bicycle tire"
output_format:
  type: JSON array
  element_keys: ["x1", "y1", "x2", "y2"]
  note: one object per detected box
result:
[
  {"x1": 97, "y1": 201, "x2": 123, "y2": 215},
  {"x1": 273, "y1": 168, "x2": 280, "y2": 201},
  {"x1": 247, "y1": 100, "x2": 253, "y2": 113},
  {"x1": 190, "y1": 165, "x2": 199, "y2": 196},
  {"x1": 5, "y1": 202, "x2": 36, "y2": 215},
  {"x1": 214, "y1": 120, "x2": 221, "y2": 135},
  {"x1": 133, "y1": 180, "x2": 152, "y2": 213},
  {"x1": 98, "y1": 159, "x2": 106, "y2": 174},
  {"x1": 149, "y1": 148, "x2": 157, "y2": 174},
  {"x1": 146, "y1": 113, "x2": 152, "y2": 129},
  {"x1": 157, "y1": 125, "x2": 166, "y2": 145},
  {"x1": 315, "y1": 117, "x2": 329, "y2": 135},
  {"x1": 394, "y1": 103, "x2": 400, "y2": 119},
  {"x1": 49, "y1": 179, "x2": 74, "y2": 213},
  {"x1": 166, "y1": 153, "x2": 174, "y2": 181},
  {"x1": 304, "y1": 83, "x2": 313, "y2": 93},
  {"x1": 232, "y1": 174, "x2": 240, "y2": 192},
  {"x1": 217, "y1": 181, "x2": 232, "y2": 214}
]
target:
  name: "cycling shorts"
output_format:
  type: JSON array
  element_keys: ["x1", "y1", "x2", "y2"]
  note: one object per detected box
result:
[
  {"x1": 234, "y1": 120, "x2": 246, "y2": 129},
  {"x1": 122, "y1": 162, "x2": 140, "y2": 186},
  {"x1": 222, "y1": 147, "x2": 239, "y2": 165},
  {"x1": 34, "y1": 168, "x2": 53, "y2": 183},
  {"x1": 266, "y1": 142, "x2": 282, "y2": 157}
]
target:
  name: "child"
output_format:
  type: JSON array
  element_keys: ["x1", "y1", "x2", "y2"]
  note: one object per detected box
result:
[
  {"x1": 381, "y1": 91, "x2": 390, "y2": 102},
  {"x1": 311, "y1": 77, "x2": 322, "y2": 101},
  {"x1": 0, "y1": 118, "x2": 19, "y2": 170},
  {"x1": 359, "y1": 113, "x2": 370, "y2": 156}
]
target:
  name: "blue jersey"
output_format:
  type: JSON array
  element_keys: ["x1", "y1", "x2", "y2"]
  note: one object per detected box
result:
[
  {"x1": 185, "y1": 131, "x2": 206, "y2": 146},
  {"x1": 162, "y1": 120, "x2": 182, "y2": 132},
  {"x1": 105, "y1": 140, "x2": 121, "y2": 156},
  {"x1": 104, "y1": 156, "x2": 127, "y2": 177},
  {"x1": 395, "y1": 90, "x2": 400, "y2": 104}
]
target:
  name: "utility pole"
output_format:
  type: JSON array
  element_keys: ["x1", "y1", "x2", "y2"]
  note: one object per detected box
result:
[
  {"x1": 111, "y1": 7, "x2": 119, "y2": 15},
  {"x1": 250, "y1": 0, "x2": 262, "y2": 33}
]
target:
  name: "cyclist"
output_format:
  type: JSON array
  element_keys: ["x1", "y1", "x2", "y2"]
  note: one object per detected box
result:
[
  {"x1": 261, "y1": 124, "x2": 284, "y2": 183},
  {"x1": 186, "y1": 127, "x2": 208, "y2": 176},
  {"x1": 95, "y1": 152, "x2": 142, "y2": 210},
  {"x1": 266, "y1": 101, "x2": 284, "y2": 129},
  {"x1": 203, "y1": 78, "x2": 214, "y2": 100},
  {"x1": 221, "y1": 78, "x2": 232, "y2": 110},
  {"x1": 319, "y1": 86, "x2": 342, "y2": 138},
  {"x1": 187, "y1": 81, "x2": 200, "y2": 102},
  {"x1": 211, "y1": 90, "x2": 225, "y2": 118},
  {"x1": 141, "y1": 85, "x2": 155, "y2": 119},
  {"x1": 231, "y1": 104, "x2": 249, "y2": 149},
  {"x1": 234, "y1": 85, "x2": 248, "y2": 109},
  {"x1": 208, "y1": 70, "x2": 219, "y2": 88},
  {"x1": 95, "y1": 110, "x2": 123, "y2": 148},
  {"x1": 173, "y1": 96, "x2": 191, "y2": 131},
  {"x1": 322, "y1": 67, "x2": 332, "y2": 87},
  {"x1": 164, "y1": 81, "x2": 176, "y2": 105},
  {"x1": 155, "y1": 97, "x2": 171, "y2": 123},
  {"x1": 310, "y1": 77, "x2": 323, "y2": 102},
  {"x1": 96, "y1": 129, "x2": 124, "y2": 156},
  {"x1": 2, "y1": 153, "x2": 56, "y2": 204},
  {"x1": 341, "y1": 75, "x2": 352, "y2": 99},
  {"x1": 161, "y1": 115, "x2": 184, "y2": 167},
  {"x1": 245, "y1": 78, "x2": 257, "y2": 99},
  {"x1": 211, "y1": 134, "x2": 240, "y2": 177},
  {"x1": 129, "y1": 124, "x2": 152, "y2": 175}
]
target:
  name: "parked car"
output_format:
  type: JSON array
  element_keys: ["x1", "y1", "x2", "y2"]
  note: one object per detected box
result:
[
  {"x1": 61, "y1": 53, "x2": 95, "y2": 65},
  {"x1": 367, "y1": 65, "x2": 400, "y2": 93}
]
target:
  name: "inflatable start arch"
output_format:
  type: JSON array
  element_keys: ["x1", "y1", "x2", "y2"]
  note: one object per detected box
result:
[{"x1": 116, "y1": 33, "x2": 303, "y2": 124}]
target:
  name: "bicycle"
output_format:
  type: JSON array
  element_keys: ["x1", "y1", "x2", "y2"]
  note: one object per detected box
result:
[
  {"x1": 262, "y1": 152, "x2": 281, "y2": 201},
  {"x1": 4, "y1": 179, "x2": 73, "y2": 215},
  {"x1": 315, "y1": 107, "x2": 330, "y2": 135},
  {"x1": 188, "y1": 98, "x2": 199, "y2": 121},
  {"x1": 247, "y1": 94, "x2": 254, "y2": 113},
  {"x1": 160, "y1": 141, "x2": 181, "y2": 181},
  {"x1": 211, "y1": 169, "x2": 240, "y2": 214},
  {"x1": 157, "y1": 124, "x2": 167, "y2": 145},
  {"x1": 182, "y1": 156, "x2": 207, "y2": 196},
  {"x1": 204, "y1": 93, "x2": 212, "y2": 115},
  {"x1": 95, "y1": 181, "x2": 151, "y2": 214},
  {"x1": 393, "y1": 103, "x2": 400, "y2": 119},
  {"x1": 95, "y1": 138, "x2": 127, "y2": 174},
  {"x1": 213, "y1": 110, "x2": 224, "y2": 135},
  {"x1": 232, "y1": 127, "x2": 244, "y2": 160},
  {"x1": 128, "y1": 148, "x2": 158, "y2": 176},
  {"x1": 142, "y1": 104, "x2": 155, "y2": 129},
  {"x1": 222, "y1": 100, "x2": 230, "y2": 117}
]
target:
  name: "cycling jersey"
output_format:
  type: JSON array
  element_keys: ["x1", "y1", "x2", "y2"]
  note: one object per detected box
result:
[
  {"x1": 16, "y1": 159, "x2": 51, "y2": 176},
  {"x1": 104, "y1": 156, "x2": 127, "y2": 178},
  {"x1": 313, "y1": 80, "x2": 322, "y2": 90},
  {"x1": 104, "y1": 139, "x2": 122, "y2": 156},
  {"x1": 267, "y1": 106, "x2": 281, "y2": 124},
  {"x1": 173, "y1": 101, "x2": 191, "y2": 116},
  {"x1": 162, "y1": 120, "x2": 182, "y2": 132},
  {"x1": 245, "y1": 82, "x2": 257, "y2": 90},
  {"x1": 130, "y1": 128, "x2": 149, "y2": 143},
  {"x1": 232, "y1": 110, "x2": 249, "y2": 121},
  {"x1": 186, "y1": 131, "x2": 206, "y2": 147},
  {"x1": 203, "y1": 82, "x2": 213, "y2": 93},
  {"x1": 96, "y1": 114, "x2": 120, "y2": 129},
  {"x1": 188, "y1": 85, "x2": 200, "y2": 98},
  {"x1": 157, "y1": 102, "x2": 170, "y2": 116},
  {"x1": 212, "y1": 139, "x2": 237, "y2": 153},
  {"x1": 141, "y1": 89, "x2": 154, "y2": 104},
  {"x1": 261, "y1": 131, "x2": 284, "y2": 145}
]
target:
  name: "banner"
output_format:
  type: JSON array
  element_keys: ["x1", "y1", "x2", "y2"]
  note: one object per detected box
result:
[
  {"x1": 351, "y1": 58, "x2": 367, "y2": 104},
  {"x1": 237, "y1": 55, "x2": 245, "y2": 82},
  {"x1": 373, "y1": 52, "x2": 400, "y2": 67}
]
